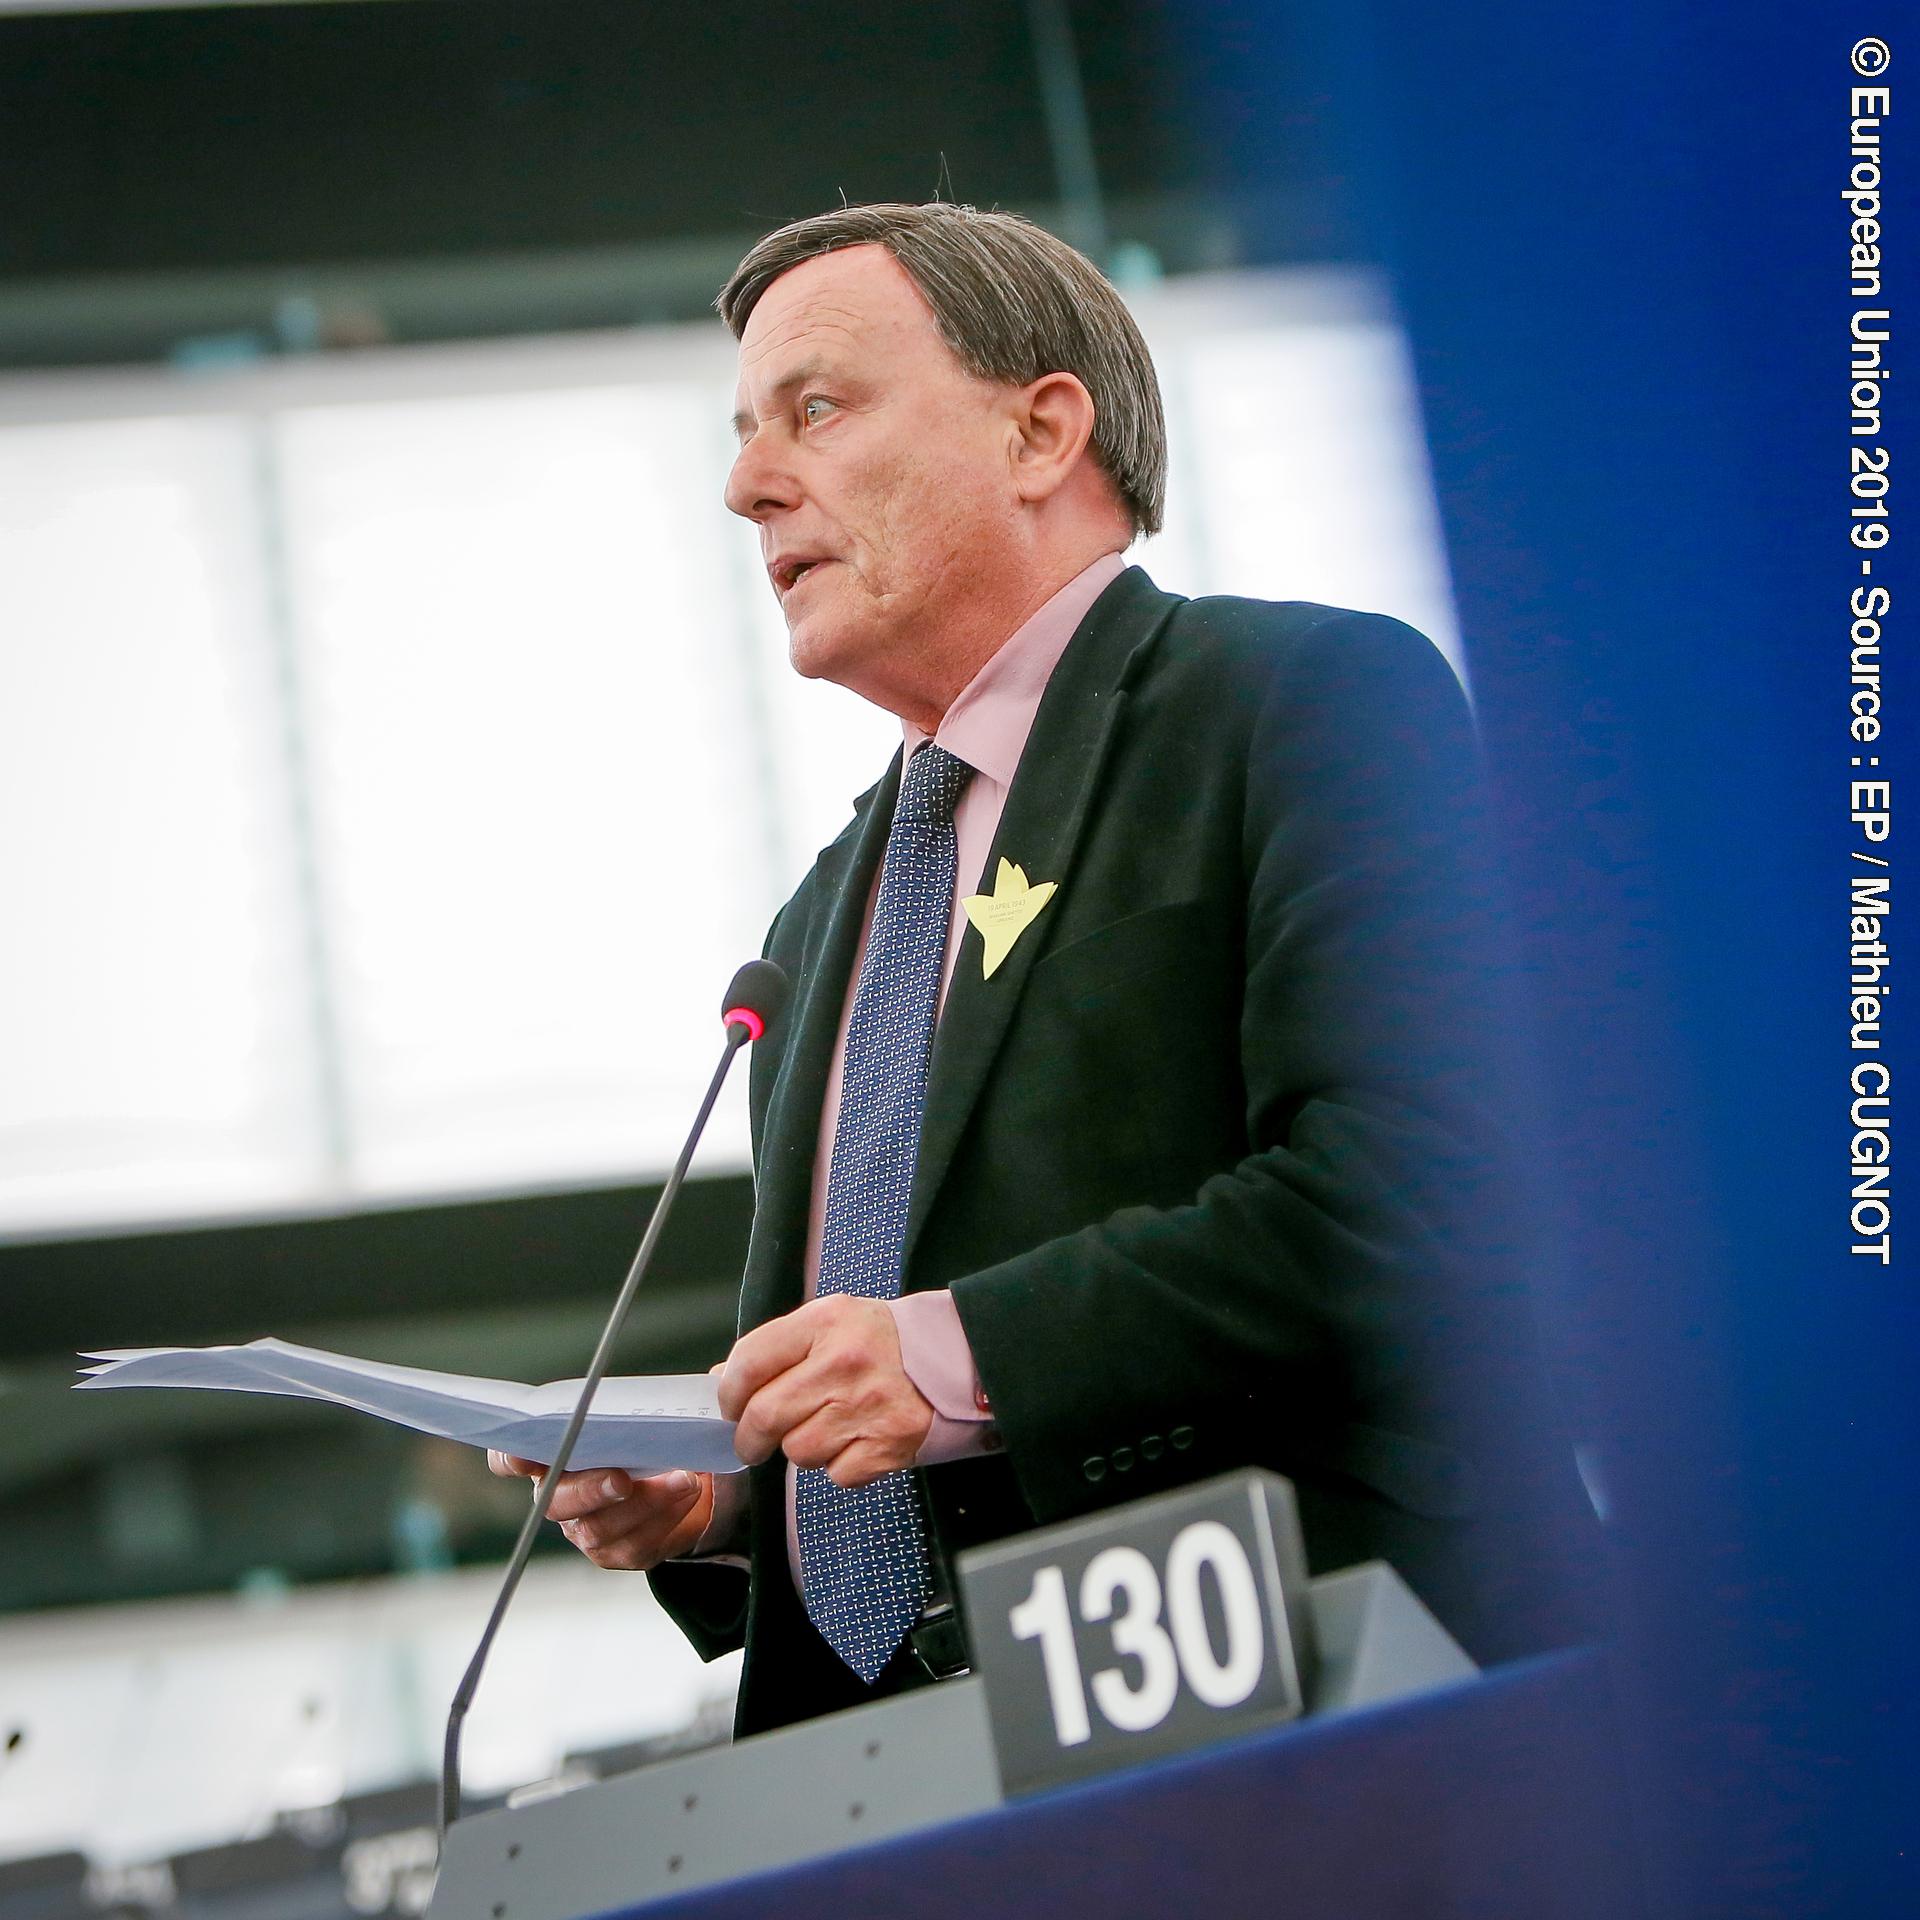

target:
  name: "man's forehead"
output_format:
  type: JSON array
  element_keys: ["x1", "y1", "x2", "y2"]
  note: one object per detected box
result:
[{"x1": 735, "y1": 245, "x2": 941, "y2": 379}]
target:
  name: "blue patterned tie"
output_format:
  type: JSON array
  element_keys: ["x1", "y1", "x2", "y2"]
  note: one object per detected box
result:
[{"x1": 797, "y1": 741, "x2": 975, "y2": 1681}]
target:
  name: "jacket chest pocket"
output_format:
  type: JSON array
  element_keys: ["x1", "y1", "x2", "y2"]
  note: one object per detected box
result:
[
  {"x1": 1027, "y1": 898, "x2": 1215, "y2": 1010},
  {"x1": 1002, "y1": 895, "x2": 1241, "y2": 1206}
]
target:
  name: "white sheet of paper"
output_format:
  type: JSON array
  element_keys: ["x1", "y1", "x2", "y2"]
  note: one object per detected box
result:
[{"x1": 76, "y1": 1337, "x2": 744, "y2": 1474}]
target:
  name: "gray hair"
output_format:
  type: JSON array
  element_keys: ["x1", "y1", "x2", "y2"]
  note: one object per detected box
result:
[{"x1": 717, "y1": 202, "x2": 1166, "y2": 538}]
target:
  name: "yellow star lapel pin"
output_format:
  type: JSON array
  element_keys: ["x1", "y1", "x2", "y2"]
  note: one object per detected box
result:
[{"x1": 962, "y1": 858, "x2": 1059, "y2": 980}]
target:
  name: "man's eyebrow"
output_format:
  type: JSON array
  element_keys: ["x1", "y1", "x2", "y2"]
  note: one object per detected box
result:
[{"x1": 730, "y1": 355, "x2": 837, "y2": 437}]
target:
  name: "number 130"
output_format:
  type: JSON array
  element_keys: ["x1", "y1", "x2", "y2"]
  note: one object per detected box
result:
[{"x1": 1008, "y1": 1521, "x2": 1267, "y2": 1746}]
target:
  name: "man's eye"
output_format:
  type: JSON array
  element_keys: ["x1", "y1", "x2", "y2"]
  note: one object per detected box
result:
[{"x1": 801, "y1": 396, "x2": 835, "y2": 424}]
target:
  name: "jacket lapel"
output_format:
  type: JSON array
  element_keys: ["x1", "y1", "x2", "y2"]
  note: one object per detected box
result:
[
  {"x1": 743, "y1": 567, "x2": 1182, "y2": 1320},
  {"x1": 739, "y1": 753, "x2": 901, "y2": 1331},
  {"x1": 902, "y1": 567, "x2": 1181, "y2": 1275}
]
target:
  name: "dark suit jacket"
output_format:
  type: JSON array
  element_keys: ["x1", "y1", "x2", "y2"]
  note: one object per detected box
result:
[{"x1": 653, "y1": 566, "x2": 1589, "y2": 1735}]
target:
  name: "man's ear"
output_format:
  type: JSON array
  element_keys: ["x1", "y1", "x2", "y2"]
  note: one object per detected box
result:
[{"x1": 1008, "y1": 371, "x2": 1099, "y2": 505}]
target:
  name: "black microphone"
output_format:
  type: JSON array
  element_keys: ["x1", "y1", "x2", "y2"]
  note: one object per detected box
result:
[
  {"x1": 719, "y1": 958, "x2": 789, "y2": 1045},
  {"x1": 438, "y1": 959, "x2": 789, "y2": 1848}
]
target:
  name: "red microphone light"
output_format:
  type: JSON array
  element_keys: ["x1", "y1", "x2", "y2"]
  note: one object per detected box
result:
[
  {"x1": 719, "y1": 959, "x2": 788, "y2": 1046},
  {"x1": 722, "y1": 1004, "x2": 766, "y2": 1043}
]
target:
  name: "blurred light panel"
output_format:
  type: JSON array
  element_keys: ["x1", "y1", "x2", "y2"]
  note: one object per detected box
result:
[
  {"x1": 0, "y1": 415, "x2": 321, "y2": 1235},
  {"x1": 1168, "y1": 316, "x2": 1459, "y2": 654},
  {"x1": 273, "y1": 383, "x2": 766, "y2": 1196},
  {"x1": 0, "y1": 268, "x2": 1456, "y2": 1238},
  {"x1": 0, "y1": 1560, "x2": 728, "y2": 1866}
]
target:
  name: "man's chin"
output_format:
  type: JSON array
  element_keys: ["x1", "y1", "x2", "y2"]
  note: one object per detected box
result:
[{"x1": 785, "y1": 617, "x2": 863, "y2": 687}]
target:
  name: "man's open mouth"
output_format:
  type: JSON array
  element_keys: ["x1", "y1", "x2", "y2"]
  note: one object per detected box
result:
[{"x1": 773, "y1": 558, "x2": 828, "y2": 593}]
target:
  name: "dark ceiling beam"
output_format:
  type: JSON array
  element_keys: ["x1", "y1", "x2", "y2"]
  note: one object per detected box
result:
[
  {"x1": 0, "y1": 189, "x2": 1276, "y2": 371},
  {"x1": 0, "y1": 1170, "x2": 756, "y2": 1364}
]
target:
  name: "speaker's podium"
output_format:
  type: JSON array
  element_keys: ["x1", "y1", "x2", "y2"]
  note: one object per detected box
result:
[{"x1": 432, "y1": 1473, "x2": 1637, "y2": 1920}]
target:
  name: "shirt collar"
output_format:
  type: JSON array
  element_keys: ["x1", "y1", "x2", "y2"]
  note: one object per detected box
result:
[{"x1": 902, "y1": 551, "x2": 1129, "y2": 792}]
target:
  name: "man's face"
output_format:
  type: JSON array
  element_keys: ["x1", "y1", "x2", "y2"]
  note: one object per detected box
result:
[{"x1": 725, "y1": 244, "x2": 1016, "y2": 704}]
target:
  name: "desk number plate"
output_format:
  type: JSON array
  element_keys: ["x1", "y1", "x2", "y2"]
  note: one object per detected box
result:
[{"x1": 957, "y1": 1469, "x2": 1320, "y2": 1797}]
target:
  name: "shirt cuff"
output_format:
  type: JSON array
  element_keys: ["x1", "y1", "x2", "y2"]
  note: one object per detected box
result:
[
  {"x1": 682, "y1": 1468, "x2": 750, "y2": 1566},
  {"x1": 888, "y1": 1289, "x2": 1002, "y2": 1466}
]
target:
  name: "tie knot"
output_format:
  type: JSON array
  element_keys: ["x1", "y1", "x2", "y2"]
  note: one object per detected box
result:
[{"x1": 894, "y1": 743, "x2": 974, "y2": 828}]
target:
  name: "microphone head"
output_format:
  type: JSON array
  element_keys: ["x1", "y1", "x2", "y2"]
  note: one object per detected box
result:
[{"x1": 721, "y1": 959, "x2": 790, "y2": 1044}]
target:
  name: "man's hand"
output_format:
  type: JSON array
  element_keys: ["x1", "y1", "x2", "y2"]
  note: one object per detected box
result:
[
  {"x1": 487, "y1": 1454, "x2": 714, "y2": 1571},
  {"x1": 718, "y1": 1295, "x2": 934, "y2": 1488}
]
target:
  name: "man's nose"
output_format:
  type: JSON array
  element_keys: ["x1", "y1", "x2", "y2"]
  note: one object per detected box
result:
[{"x1": 724, "y1": 432, "x2": 799, "y2": 521}]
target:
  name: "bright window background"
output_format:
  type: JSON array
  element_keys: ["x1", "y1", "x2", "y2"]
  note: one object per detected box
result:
[
  {"x1": 0, "y1": 269, "x2": 1458, "y2": 1239},
  {"x1": 0, "y1": 1560, "x2": 733, "y2": 1867},
  {"x1": 0, "y1": 416, "x2": 323, "y2": 1231},
  {"x1": 274, "y1": 383, "x2": 766, "y2": 1197}
]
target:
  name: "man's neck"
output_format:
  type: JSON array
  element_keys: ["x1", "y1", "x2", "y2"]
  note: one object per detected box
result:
[{"x1": 875, "y1": 540, "x2": 1128, "y2": 734}]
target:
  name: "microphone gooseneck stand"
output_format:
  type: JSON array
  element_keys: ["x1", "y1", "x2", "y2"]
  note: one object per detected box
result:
[{"x1": 438, "y1": 960, "x2": 788, "y2": 1851}]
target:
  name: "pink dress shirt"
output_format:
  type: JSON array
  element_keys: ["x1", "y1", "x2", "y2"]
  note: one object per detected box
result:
[{"x1": 695, "y1": 551, "x2": 1128, "y2": 1577}]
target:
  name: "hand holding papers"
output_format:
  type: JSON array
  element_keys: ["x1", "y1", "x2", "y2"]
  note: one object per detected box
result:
[{"x1": 76, "y1": 1337, "x2": 744, "y2": 1475}]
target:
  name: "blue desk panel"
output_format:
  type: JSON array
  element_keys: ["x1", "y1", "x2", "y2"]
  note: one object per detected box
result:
[{"x1": 607, "y1": 1651, "x2": 1644, "y2": 1920}]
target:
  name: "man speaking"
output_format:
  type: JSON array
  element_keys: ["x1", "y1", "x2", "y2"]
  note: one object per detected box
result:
[{"x1": 492, "y1": 202, "x2": 1585, "y2": 1735}]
